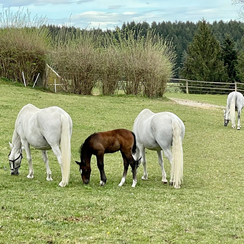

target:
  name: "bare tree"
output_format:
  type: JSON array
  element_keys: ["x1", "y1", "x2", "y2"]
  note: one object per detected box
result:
[{"x1": 232, "y1": 0, "x2": 244, "y2": 18}]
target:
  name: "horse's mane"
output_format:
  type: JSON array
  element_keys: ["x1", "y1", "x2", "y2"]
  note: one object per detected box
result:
[
  {"x1": 132, "y1": 132, "x2": 137, "y2": 154},
  {"x1": 80, "y1": 133, "x2": 97, "y2": 155}
]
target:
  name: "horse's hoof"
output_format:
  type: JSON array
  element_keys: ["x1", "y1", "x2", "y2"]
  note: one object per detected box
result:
[
  {"x1": 169, "y1": 182, "x2": 173, "y2": 186},
  {"x1": 162, "y1": 181, "x2": 168, "y2": 184},
  {"x1": 46, "y1": 177, "x2": 53, "y2": 181},
  {"x1": 27, "y1": 175, "x2": 33, "y2": 179},
  {"x1": 141, "y1": 176, "x2": 148, "y2": 180},
  {"x1": 237, "y1": 127, "x2": 241, "y2": 130},
  {"x1": 59, "y1": 181, "x2": 67, "y2": 187},
  {"x1": 100, "y1": 181, "x2": 106, "y2": 186}
]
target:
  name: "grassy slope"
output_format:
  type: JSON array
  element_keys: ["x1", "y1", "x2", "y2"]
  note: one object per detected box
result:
[{"x1": 1, "y1": 81, "x2": 244, "y2": 243}]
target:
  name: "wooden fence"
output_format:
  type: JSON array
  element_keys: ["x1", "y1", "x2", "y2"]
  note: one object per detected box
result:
[{"x1": 167, "y1": 78, "x2": 244, "y2": 94}]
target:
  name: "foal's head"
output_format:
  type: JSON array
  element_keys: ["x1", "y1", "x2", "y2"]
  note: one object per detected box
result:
[{"x1": 75, "y1": 143, "x2": 91, "y2": 184}]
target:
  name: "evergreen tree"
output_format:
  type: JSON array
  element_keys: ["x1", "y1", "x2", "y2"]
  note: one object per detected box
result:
[
  {"x1": 180, "y1": 20, "x2": 227, "y2": 92},
  {"x1": 221, "y1": 35, "x2": 240, "y2": 82}
]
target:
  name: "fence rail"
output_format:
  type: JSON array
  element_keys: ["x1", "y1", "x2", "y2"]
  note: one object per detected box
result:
[{"x1": 168, "y1": 78, "x2": 244, "y2": 94}]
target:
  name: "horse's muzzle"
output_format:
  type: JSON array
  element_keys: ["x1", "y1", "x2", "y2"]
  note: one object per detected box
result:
[
  {"x1": 11, "y1": 170, "x2": 19, "y2": 175},
  {"x1": 83, "y1": 179, "x2": 89, "y2": 184}
]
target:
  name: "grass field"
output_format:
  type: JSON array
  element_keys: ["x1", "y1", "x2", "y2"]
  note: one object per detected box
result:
[{"x1": 1, "y1": 80, "x2": 244, "y2": 243}]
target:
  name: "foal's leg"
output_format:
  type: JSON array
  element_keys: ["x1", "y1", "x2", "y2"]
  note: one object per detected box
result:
[
  {"x1": 41, "y1": 150, "x2": 53, "y2": 181},
  {"x1": 118, "y1": 155, "x2": 129, "y2": 187},
  {"x1": 96, "y1": 153, "x2": 107, "y2": 186},
  {"x1": 22, "y1": 142, "x2": 34, "y2": 179},
  {"x1": 237, "y1": 109, "x2": 241, "y2": 130},
  {"x1": 157, "y1": 150, "x2": 168, "y2": 184},
  {"x1": 51, "y1": 145, "x2": 66, "y2": 187}
]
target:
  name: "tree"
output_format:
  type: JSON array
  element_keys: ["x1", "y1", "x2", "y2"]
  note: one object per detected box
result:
[
  {"x1": 180, "y1": 20, "x2": 227, "y2": 93},
  {"x1": 221, "y1": 35, "x2": 240, "y2": 82}
]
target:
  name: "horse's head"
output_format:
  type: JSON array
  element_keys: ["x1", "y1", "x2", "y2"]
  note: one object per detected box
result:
[
  {"x1": 8, "y1": 143, "x2": 23, "y2": 175},
  {"x1": 75, "y1": 160, "x2": 91, "y2": 184},
  {"x1": 223, "y1": 109, "x2": 229, "y2": 126}
]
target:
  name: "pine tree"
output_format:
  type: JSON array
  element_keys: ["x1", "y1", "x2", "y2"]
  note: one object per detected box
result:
[
  {"x1": 180, "y1": 20, "x2": 228, "y2": 90},
  {"x1": 221, "y1": 35, "x2": 239, "y2": 82}
]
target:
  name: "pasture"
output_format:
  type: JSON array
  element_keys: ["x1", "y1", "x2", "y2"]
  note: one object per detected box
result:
[{"x1": 1, "y1": 80, "x2": 244, "y2": 243}]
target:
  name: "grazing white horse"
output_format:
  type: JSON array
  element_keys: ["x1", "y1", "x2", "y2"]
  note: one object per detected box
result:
[
  {"x1": 224, "y1": 91, "x2": 244, "y2": 130},
  {"x1": 8, "y1": 104, "x2": 72, "y2": 187},
  {"x1": 133, "y1": 109, "x2": 185, "y2": 189}
]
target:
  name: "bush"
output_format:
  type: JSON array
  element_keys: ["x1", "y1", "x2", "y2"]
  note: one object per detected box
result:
[{"x1": 0, "y1": 8, "x2": 48, "y2": 85}]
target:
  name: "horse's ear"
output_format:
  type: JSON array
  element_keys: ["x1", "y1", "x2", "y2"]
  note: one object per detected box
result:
[
  {"x1": 9, "y1": 142, "x2": 13, "y2": 149},
  {"x1": 75, "y1": 161, "x2": 82, "y2": 166}
]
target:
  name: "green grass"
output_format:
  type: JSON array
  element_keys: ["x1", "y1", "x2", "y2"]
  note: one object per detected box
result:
[{"x1": 1, "y1": 80, "x2": 244, "y2": 243}]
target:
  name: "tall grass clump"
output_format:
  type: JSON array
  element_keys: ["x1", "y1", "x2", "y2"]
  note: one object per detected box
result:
[
  {"x1": 117, "y1": 30, "x2": 176, "y2": 97},
  {"x1": 50, "y1": 29, "x2": 100, "y2": 94},
  {"x1": 0, "y1": 8, "x2": 49, "y2": 85}
]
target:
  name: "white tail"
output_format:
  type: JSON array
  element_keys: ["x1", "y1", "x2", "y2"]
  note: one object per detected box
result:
[
  {"x1": 230, "y1": 95, "x2": 236, "y2": 128},
  {"x1": 171, "y1": 119, "x2": 183, "y2": 189},
  {"x1": 60, "y1": 114, "x2": 72, "y2": 186}
]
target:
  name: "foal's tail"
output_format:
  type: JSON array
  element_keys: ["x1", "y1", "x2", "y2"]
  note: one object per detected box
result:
[
  {"x1": 60, "y1": 113, "x2": 72, "y2": 187},
  {"x1": 131, "y1": 132, "x2": 137, "y2": 154},
  {"x1": 230, "y1": 94, "x2": 236, "y2": 128},
  {"x1": 172, "y1": 119, "x2": 184, "y2": 189}
]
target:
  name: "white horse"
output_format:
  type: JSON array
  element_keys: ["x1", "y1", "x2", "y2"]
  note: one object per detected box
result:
[
  {"x1": 133, "y1": 109, "x2": 185, "y2": 189},
  {"x1": 8, "y1": 104, "x2": 72, "y2": 187},
  {"x1": 224, "y1": 91, "x2": 244, "y2": 130}
]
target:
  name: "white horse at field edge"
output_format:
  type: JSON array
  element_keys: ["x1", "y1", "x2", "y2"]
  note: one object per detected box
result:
[
  {"x1": 8, "y1": 104, "x2": 72, "y2": 187},
  {"x1": 133, "y1": 109, "x2": 185, "y2": 189},
  {"x1": 224, "y1": 91, "x2": 244, "y2": 130}
]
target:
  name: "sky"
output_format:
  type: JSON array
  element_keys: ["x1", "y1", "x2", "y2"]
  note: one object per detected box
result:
[{"x1": 0, "y1": 0, "x2": 243, "y2": 30}]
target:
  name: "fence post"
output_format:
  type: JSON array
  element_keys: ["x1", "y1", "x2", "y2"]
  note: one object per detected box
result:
[
  {"x1": 235, "y1": 82, "x2": 237, "y2": 92},
  {"x1": 186, "y1": 80, "x2": 189, "y2": 94}
]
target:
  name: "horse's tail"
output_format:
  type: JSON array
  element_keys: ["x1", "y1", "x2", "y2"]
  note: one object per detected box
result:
[
  {"x1": 230, "y1": 94, "x2": 236, "y2": 127},
  {"x1": 171, "y1": 119, "x2": 184, "y2": 189},
  {"x1": 131, "y1": 132, "x2": 137, "y2": 154},
  {"x1": 60, "y1": 113, "x2": 72, "y2": 187}
]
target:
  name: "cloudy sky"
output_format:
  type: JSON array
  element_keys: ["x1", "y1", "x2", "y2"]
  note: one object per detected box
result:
[{"x1": 0, "y1": 0, "x2": 242, "y2": 30}]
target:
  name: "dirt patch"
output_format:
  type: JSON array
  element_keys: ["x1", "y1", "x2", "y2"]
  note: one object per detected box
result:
[{"x1": 170, "y1": 98, "x2": 225, "y2": 110}]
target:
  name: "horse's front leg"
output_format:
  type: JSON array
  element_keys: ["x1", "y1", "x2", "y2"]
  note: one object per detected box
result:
[
  {"x1": 96, "y1": 154, "x2": 107, "y2": 186},
  {"x1": 140, "y1": 147, "x2": 148, "y2": 180},
  {"x1": 22, "y1": 142, "x2": 34, "y2": 179},
  {"x1": 118, "y1": 157, "x2": 129, "y2": 187},
  {"x1": 41, "y1": 150, "x2": 53, "y2": 181},
  {"x1": 157, "y1": 150, "x2": 167, "y2": 184},
  {"x1": 237, "y1": 110, "x2": 241, "y2": 130}
]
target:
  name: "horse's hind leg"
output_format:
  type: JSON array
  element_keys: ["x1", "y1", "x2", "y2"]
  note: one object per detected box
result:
[
  {"x1": 237, "y1": 110, "x2": 241, "y2": 130},
  {"x1": 51, "y1": 145, "x2": 66, "y2": 187},
  {"x1": 41, "y1": 150, "x2": 53, "y2": 181},
  {"x1": 157, "y1": 151, "x2": 167, "y2": 184}
]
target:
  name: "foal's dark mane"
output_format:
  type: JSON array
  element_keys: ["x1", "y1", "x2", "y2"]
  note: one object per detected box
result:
[
  {"x1": 131, "y1": 132, "x2": 136, "y2": 154},
  {"x1": 80, "y1": 133, "x2": 96, "y2": 157}
]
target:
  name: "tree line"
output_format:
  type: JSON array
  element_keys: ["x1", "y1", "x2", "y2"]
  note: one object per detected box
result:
[{"x1": 1, "y1": 10, "x2": 244, "y2": 95}]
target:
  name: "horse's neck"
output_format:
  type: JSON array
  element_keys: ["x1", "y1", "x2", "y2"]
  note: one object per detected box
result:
[{"x1": 11, "y1": 129, "x2": 21, "y2": 149}]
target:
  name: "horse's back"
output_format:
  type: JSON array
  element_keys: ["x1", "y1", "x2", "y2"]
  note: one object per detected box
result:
[
  {"x1": 133, "y1": 109, "x2": 185, "y2": 150},
  {"x1": 16, "y1": 104, "x2": 72, "y2": 149},
  {"x1": 151, "y1": 112, "x2": 185, "y2": 145}
]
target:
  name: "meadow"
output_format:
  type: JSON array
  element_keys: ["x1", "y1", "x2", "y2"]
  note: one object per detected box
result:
[{"x1": 1, "y1": 80, "x2": 244, "y2": 243}]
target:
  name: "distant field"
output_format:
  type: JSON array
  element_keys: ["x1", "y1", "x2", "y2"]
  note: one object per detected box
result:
[{"x1": 1, "y1": 80, "x2": 243, "y2": 244}]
